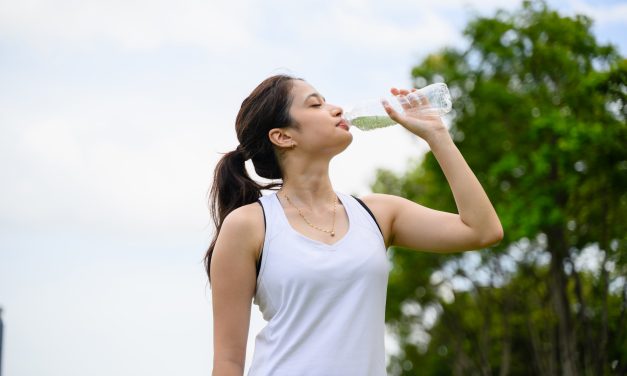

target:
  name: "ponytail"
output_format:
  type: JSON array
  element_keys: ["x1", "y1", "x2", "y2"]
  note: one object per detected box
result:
[
  {"x1": 204, "y1": 147, "x2": 280, "y2": 284},
  {"x1": 204, "y1": 74, "x2": 301, "y2": 284}
]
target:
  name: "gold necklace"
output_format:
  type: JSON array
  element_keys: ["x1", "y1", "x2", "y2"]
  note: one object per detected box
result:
[{"x1": 281, "y1": 191, "x2": 338, "y2": 236}]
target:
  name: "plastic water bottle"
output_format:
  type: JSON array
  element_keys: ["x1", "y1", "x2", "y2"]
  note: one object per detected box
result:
[{"x1": 344, "y1": 83, "x2": 452, "y2": 131}]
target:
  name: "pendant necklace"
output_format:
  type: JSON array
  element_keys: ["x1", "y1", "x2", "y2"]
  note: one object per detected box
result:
[{"x1": 281, "y1": 191, "x2": 338, "y2": 237}]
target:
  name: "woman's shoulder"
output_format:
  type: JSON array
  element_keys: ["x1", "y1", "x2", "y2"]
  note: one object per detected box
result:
[
  {"x1": 223, "y1": 202, "x2": 265, "y2": 231},
  {"x1": 219, "y1": 202, "x2": 266, "y2": 261},
  {"x1": 358, "y1": 192, "x2": 423, "y2": 219},
  {"x1": 356, "y1": 192, "x2": 396, "y2": 208},
  {"x1": 353, "y1": 193, "x2": 400, "y2": 241}
]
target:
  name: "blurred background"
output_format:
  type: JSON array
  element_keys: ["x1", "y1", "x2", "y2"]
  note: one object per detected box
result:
[{"x1": 0, "y1": 0, "x2": 625, "y2": 375}]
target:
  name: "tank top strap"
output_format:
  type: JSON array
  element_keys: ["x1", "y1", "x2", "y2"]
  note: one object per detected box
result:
[
  {"x1": 258, "y1": 192, "x2": 285, "y2": 242},
  {"x1": 255, "y1": 192, "x2": 284, "y2": 285}
]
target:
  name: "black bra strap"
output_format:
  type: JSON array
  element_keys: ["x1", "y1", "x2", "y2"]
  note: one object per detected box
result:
[
  {"x1": 351, "y1": 195, "x2": 385, "y2": 241},
  {"x1": 256, "y1": 199, "x2": 266, "y2": 277}
]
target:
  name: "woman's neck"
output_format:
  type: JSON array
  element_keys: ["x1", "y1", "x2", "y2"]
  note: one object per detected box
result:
[{"x1": 280, "y1": 162, "x2": 335, "y2": 209}]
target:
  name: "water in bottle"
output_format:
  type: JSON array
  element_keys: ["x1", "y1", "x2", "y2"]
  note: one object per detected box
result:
[{"x1": 344, "y1": 83, "x2": 452, "y2": 131}]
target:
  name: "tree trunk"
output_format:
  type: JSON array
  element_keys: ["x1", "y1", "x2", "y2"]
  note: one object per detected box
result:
[
  {"x1": 547, "y1": 225, "x2": 580, "y2": 376},
  {"x1": 477, "y1": 286, "x2": 493, "y2": 376},
  {"x1": 527, "y1": 318, "x2": 548, "y2": 376},
  {"x1": 490, "y1": 259, "x2": 512, "y2": 376},
  {"x1": 596, "y1": 254, "x2": 609, "y2": 376},
  {"x1": 498, "y1": 284, "x2": 512, "y2": 376},
  {"x1": 568, "y1": 260, "x2": 593, "y2": 375},
  {"x1": 616, "y1": 282, "x2": 627, "y2": 357}
]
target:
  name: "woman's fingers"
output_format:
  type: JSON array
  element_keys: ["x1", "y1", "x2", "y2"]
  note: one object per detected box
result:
[
  {"x1": 390, "y1": 88, "x2": 409, "y2": 111},
  {"x1": 382, "y1": 99, "x2": 402, "y2": 122},
  {"x1": 391, "y1": 87, "x2": 417, "y2": 95},
  {"x1": 407, "y1": 92, "x2": 430, "y2": 108},
  {"x1": 391, "y1": 87, "x2": 423, "y2": 111},
  {"x1": 407, "y1": 92, "x2": 422, "y2": 106},
  {"x1": 395, "y1": 94, "x2": 412, "y2": 111}
]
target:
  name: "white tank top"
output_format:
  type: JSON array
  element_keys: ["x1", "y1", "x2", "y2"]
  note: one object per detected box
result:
[{"x1": 248, "y1": 191, "x2": 390, "y2": 376}]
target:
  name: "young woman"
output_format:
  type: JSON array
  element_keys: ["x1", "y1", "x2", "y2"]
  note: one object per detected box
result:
[{"x1": 206, "y1": 74, "x2": 503, "y2": 376}]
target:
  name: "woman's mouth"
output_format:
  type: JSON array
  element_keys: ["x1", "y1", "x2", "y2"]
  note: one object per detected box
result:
[{"x1": 336, "y1": 120, "x2": 350, "y2": 131}]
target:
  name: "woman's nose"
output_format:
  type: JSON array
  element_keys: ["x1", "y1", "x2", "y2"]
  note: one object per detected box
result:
[{"x1": 330, "y1": 105, "x2": 343, "y2": 117}]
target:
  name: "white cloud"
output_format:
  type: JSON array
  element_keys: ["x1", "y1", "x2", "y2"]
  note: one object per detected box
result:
[
  {"x1": 324, "y1": 4, "x2": 459, "y2": 52},
  {"x1": 569, "y1": 0, "x2": 627, "y2": 23},
  {"x1": 1, "y1": 102, "x2": 221, "y2": 236},
  {"x1": 0, "y1": 0, "x2": 255, "y2": 51}
]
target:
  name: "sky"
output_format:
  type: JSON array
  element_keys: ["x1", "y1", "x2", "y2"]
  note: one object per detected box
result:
[{"x1": 0, "y1": 0, "x2": 626, "y2": 375}]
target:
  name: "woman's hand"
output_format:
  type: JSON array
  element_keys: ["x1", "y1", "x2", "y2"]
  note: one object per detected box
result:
[{"x1": 382, "y1": 87, "x2": 448, "y2": 142}]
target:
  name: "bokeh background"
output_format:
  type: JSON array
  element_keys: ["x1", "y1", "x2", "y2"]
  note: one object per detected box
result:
[{"x1": 0, "y1": 0, "x2": 625, "y2": 375}]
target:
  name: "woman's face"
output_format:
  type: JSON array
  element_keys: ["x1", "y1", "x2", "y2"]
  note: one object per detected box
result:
[{"x1": 287, "y1": 80, "x2": 353, "y2": 156}]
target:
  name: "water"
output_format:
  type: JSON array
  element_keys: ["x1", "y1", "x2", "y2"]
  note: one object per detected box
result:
[{"x1": 350, "y1": 116, "x2": 396, "y2": 131}]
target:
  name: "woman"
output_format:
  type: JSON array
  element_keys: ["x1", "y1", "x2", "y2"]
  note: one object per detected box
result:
[{"x1": 206, "y1": 74, "x2": 503, "y2": 376}]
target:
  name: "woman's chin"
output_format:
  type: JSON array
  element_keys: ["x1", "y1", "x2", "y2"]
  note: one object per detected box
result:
[{"x1": 336, "y1": 134, "x2": 353, "y2": 153}]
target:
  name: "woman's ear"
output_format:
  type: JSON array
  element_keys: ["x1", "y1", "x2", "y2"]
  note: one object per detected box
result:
[{"x1": 268, "y1": 128, "x2": 296, "y2": 149}]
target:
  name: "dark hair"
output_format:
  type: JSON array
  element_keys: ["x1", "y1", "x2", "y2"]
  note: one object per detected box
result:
[{"x1": 204, "y1": 74, "x2": 302, "y2": 283}]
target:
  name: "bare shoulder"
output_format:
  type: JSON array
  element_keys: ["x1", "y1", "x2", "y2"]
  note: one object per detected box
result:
[
  {"x1": 217, "y1": 202, "x2": 266, "y2": 263},
  {"x1": 359, "y1": 193, "x2": 406, "y2": 216},
  {"x1": 223, "y1": 201, "x2": 265, "y2": 228},
  {"x1": 359, "y1": 192, "x2": 398, "y2": 205},
  {"x1": 357, "y1": 193, "x2": 404, "y2": 247}
]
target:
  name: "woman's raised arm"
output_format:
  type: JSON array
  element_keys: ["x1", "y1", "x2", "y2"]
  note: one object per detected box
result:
[{"x1": 360, "y1": 87, "x2": 503, "y2": 253}]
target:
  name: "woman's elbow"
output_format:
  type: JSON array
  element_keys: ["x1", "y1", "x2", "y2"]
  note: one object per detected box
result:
[{"x1": 481, "y1": 225, "x2": 504, "y2": 247}]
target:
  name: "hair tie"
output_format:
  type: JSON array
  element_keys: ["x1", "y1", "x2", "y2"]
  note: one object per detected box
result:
[{"x1": 235, "y1": 144, "x2": 250, "y2": 160}]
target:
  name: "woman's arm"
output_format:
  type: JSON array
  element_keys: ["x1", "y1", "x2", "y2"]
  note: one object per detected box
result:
[
  {"x1": 210, "y1": 204, "x2": 264, "y2": 375},
  {"x1": 361, "y1": 87, "x2": 503, "y2": 253}
]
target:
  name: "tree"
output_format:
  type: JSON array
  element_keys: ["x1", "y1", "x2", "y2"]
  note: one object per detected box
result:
[{"x1": 375, "y1": 1, "x2": 627, "y2": 374}]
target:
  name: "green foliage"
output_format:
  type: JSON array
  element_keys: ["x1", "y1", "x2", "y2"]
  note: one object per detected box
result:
[{"x1": 376, "y1": 1, "x2": 627, "y2": 374}]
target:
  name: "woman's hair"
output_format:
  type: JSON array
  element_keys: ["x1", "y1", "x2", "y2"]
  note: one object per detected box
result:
[{"x1": 205, "y1": 74, "x2": 302, "y2": 283}]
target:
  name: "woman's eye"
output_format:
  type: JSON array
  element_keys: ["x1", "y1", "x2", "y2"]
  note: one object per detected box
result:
[{"x1": 311, "y1": 103, "x2": 322, "y2": 107}]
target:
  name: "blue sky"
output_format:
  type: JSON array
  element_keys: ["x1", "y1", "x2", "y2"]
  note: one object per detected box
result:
[{"x1": 1, "y1": 0, "x2": 625, "y2": 375}]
